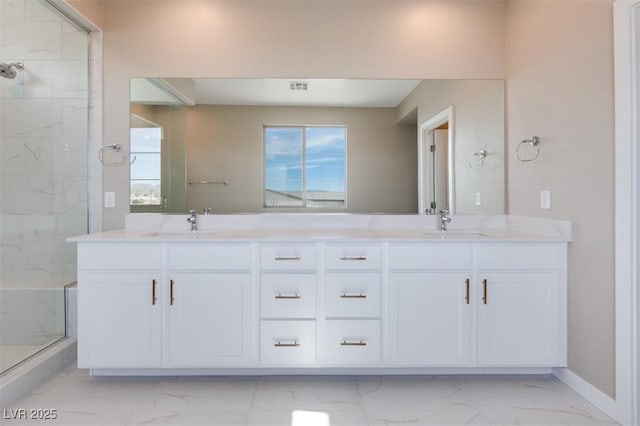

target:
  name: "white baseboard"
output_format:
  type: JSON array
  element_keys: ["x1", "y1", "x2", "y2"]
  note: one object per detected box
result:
[{"x1": 552, "y1": 367, "x2": 618, "y2": 423}]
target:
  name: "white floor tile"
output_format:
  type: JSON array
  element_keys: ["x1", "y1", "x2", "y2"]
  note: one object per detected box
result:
[
  {"x1": 252, "y1": 376, "x2": 362, "y2": 412},
  {"x1": 3, "y1": 365, "x2": 619, "y2": 426}
]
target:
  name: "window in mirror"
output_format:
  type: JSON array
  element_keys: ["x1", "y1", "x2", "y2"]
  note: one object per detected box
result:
[
  {"x1": 130, "y1": 126, "x2": 163, "y2": 206},
  {"x1": 264, "y1": 126, "x2": 346, "y2": 208}
]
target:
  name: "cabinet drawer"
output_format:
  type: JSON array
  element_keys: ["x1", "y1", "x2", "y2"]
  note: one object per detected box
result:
[
  {"x1": 388, "y1": 244, "x2": 472, "y2": 270},
  {"x1": 260, "y1": 320, "x2": 316, "y2": 365},
  {"x1": 478, "y1": 244, "x2": 562, "y2": 270},
  {"x1": 325, "y1": 273, "x2": 380, "y2": 318},
  {"x1": 325, "y1": 244, "x2": 381, "y2": 270},
  {"x1": 167, "y1": 244, "x2": 251, "y2": 270},
  {"x1": 324, "y1": 320, "x2": 380, "y2": 365},
  {"x1": 260, "y1": 244, "x2": 316, "y2": 270},
  {"x1": 261, "y1": 274, "x2": 316, "y2": 318},
  {"x1": 78, "y1": 244, "x2": 161, "y2": 270}
]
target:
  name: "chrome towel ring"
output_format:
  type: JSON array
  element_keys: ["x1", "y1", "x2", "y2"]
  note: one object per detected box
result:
[
  {"x1": 469, "y1": 150, "x2": 487, "y2": 170},
  {"x1": 98, "y1": 143, "x2": 136, "y2": 165},
  {"x1": 516, "y1": 136, "x2": 540, "y2": 162}
]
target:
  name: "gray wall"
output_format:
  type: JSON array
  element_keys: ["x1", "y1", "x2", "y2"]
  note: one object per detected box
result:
[
  {"x1": 186, "y1": 105, "x2": 417, "y2": 213},
  {"x1": 505, "y1": 1, "x2": 615, "y2": 396}
]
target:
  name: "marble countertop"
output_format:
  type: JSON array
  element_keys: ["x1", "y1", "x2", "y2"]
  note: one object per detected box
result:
[
  {"x1": 68, "y1": 227, "x2": 570, "y2": 243},
  {"x1": 68, "y1": 213, "x2": 573, "y2": 243}
]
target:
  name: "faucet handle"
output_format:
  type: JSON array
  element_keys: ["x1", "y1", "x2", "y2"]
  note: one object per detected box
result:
[{"x1": 439, "y1": 209, "x2": 449, "y2": 215}]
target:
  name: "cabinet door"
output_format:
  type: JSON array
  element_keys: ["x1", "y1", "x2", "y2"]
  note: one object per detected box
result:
[
  {"x1": 388, "y1": 273, "x2": 471, "y2": 366},
  {"x1": 167, "y1": 273, "x2": 251, "y2": 367},
  {"x1": 476, "y1": 272, "x2": 562, "y2": 366},
  {"x1": 78, "y1": 272, "x2": 161, "y2": 368}
]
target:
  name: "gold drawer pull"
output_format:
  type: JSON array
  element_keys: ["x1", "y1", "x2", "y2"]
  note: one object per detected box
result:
[
  {"x1": 275, "y1": 293, "x2": 301, "y2": 299},
  {"x1": 274, "y1": 341, "x2": 300, "y2": 347},
  {"x1": 341, "y1": 293, "x2": 367, "y2": 299},
  {"x1": 340, "y1": 256, "x2": 367, "y2": 261},
  {"x1": 341, "y1": 340, "x2": 367, "y2": 346},
  {"x1": 275, "y1": 256, "x2": 301, "y2": 261},
  {"x1": 152, "y1": 279, "x2": 157, "y2": 305}
]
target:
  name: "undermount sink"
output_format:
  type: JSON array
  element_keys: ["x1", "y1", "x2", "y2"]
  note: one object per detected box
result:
[
  {"x1": 144, "y1": 230, "x2": 218, "y2": 239},
  {"x1": 421, "y1": 230, "x2": 489, "y2": 239}
]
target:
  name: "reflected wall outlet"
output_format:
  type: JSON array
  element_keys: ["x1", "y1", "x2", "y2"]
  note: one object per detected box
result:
[
  {"x1": 540, "y1": 190, "x2": 551, "y2": 209},
  {"x1": 475, "y1": 192, "x2": 482, "y2": 206},
  {"x1": 104, "y1": 192, "x2": 115, "y2": 208}
]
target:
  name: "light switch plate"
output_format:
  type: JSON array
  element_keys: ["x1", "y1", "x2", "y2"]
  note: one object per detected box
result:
[
  {"x1": 540, "y1": 190, "x2": 551, "y2": 209},
  {"x1": 475, "y1": 192, "x2": 482, "y2": 206},
  {"x1": 104, "y1": 192, "x2": 115, "y2": 208}
]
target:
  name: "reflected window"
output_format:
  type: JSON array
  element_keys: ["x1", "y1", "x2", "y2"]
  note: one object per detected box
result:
[
  {"x1": 264, "y1": 126, "x2": 346, "y2": 208},
  {"x1": 130, "y1": 126, "x2": 162, "y2": 206}
]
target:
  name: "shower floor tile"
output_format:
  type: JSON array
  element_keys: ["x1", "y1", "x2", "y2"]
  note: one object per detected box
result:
[{"x1": 0, "y1": 344, "x2": 54, "y2": 373}]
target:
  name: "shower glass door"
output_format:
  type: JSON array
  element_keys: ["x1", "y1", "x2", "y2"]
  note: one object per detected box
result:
[{"x1": 0, "y1": 0, "x2": 90, "y2": 373}]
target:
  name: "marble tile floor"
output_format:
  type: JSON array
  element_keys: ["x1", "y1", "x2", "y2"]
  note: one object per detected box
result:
[{"x1": 2, "y1": 363, "x2": 618, "y2": 426}]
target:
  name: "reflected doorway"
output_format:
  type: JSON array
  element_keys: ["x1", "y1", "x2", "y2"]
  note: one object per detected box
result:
[{"x1": 418, "y1": 106, "x2": 455, "y2": 214}]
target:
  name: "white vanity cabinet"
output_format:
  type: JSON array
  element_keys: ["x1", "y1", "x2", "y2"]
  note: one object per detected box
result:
[
  {"x1": 259, "y1": 243, "x2": 317, "y2": 366},
  {"x1": 388, "y1": 244, "x2": 473, "y2": 366},
  {"x1": 323, "y1": 243, "x2": 382, "y2": 366},
  {"x1": 73, "y1": 222, "x2": 569, "y2": 374},
  {"x1": 387, "y1": 242, "x2": 567, "y2": 368},
  {"x1": 77, "y1": 244, "x2": 163, "y2": 368},
  {"x1": 165, "y1": 244, "x2": 252, "y2": 367},
  {"x1": 475, "y1": 244, "x2": 566, "y2": 367}
]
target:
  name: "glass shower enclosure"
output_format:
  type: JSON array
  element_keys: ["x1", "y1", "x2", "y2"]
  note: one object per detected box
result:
[{"x1": 0, "y1": 0, "x2": 90, "y2": 373}]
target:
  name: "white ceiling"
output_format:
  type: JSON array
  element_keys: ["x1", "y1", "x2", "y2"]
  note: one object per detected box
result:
[{"x1": 193, "y1": 78, "x2": 422, "y2": 108}]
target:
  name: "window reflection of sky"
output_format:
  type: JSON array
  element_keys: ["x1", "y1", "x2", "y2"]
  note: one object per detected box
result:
[
  {"x1": 265, "y1": 127, "x2": 345, "y2": 193},
  {"x1": 131, "y1": 127, "x2": 162, "y2": 179}
]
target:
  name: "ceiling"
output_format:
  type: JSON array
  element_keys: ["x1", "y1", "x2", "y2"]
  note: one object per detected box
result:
[{"x1": 193, "y1": 78, "x2": 422, "y2": 108}]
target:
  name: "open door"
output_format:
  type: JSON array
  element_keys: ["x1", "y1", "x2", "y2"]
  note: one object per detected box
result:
[{"x1": 418, "y1": 106, "x2": 455, "y2": 214}]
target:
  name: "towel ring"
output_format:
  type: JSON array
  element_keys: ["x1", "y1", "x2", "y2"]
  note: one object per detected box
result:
[
  {"x1": 469, "y1": 150, "x2": 487, "y2": 170},
  {"x1": 99, "y1": 143, "x2": 136, "y2": 165},
  {"x1": 516, "y1": 136, "x2": 540, "y2": 162}
]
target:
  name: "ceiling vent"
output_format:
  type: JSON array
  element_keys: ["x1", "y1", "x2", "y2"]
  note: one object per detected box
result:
[{"x1": 289, "y1": 81, "x2": 309, "y2": 91}]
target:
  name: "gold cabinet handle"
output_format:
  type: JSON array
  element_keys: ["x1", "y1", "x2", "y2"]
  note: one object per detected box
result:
[
  {"x1": 152, "y1": 279, "x2": 157, "y2": 305},
  {"x1": 482, "y1": 279, "x2": 488, "y2": 304},
  {"x1": 274, "y1": 341, "x2": 300, "y2": 347},
  {"x1": 465, "y1": 278, "x2": 470, "y2": 305},
  {"x1": 341, "y1": 340, "x2": 367, "y2": 346},
  {"x1": 274, "y1": 256, "x2": 301, "y2": 261},
  {"x1": 341, "y1": 293, "x2": 367, "y2": 299},
  {"x1": 170, "y1": 279, "x2": 175, "y2": 305},
  {"x1": 340, "y1": 256, "x2": 367, "y2": 261}
]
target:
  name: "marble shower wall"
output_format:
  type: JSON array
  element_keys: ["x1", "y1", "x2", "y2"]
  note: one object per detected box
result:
[{"x1": 0, "y1": 0, "x2": 89, "y2": 345}]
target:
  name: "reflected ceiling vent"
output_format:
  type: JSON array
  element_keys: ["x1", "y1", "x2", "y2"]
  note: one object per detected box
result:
[{"x1": 289, "y1": 81, "x2": 309, "y2": 91}]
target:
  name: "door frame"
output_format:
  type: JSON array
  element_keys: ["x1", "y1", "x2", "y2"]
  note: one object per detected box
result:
[
  {"x1": 614, "y1": 1, "x2": 639, "y2": 425},
  {"x1": 418, "y1": 106, "x2": 455, "y2": 214}
]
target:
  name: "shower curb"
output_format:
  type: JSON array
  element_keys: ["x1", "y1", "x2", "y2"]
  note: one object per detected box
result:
[{"x1": 0, "y1": 338, "x2": 76, "y2": 409}]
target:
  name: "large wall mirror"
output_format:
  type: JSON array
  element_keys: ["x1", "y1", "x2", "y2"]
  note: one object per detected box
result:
[{"x1": 129, "y1": 78, "x2": 505, "y2": 215}]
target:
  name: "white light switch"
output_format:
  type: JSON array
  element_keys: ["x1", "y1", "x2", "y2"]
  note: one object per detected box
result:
[
  {"x1": 475, "y1": 192, "x2": 482, "y2": 206},
  {"x1": 540, "y1": 190, "x2": 551, "y2": 209},
  {"x1": 104, "y1": 192, "x2": 115, "y2": 208}
]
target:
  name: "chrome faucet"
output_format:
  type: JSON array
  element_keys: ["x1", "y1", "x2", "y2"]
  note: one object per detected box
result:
[
  {"x1": 187, "y1": 209, "x2": 198, "y2": 231},
  {"x1": 439, "y1": 209, "x2": 452, "y2": 231}
]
